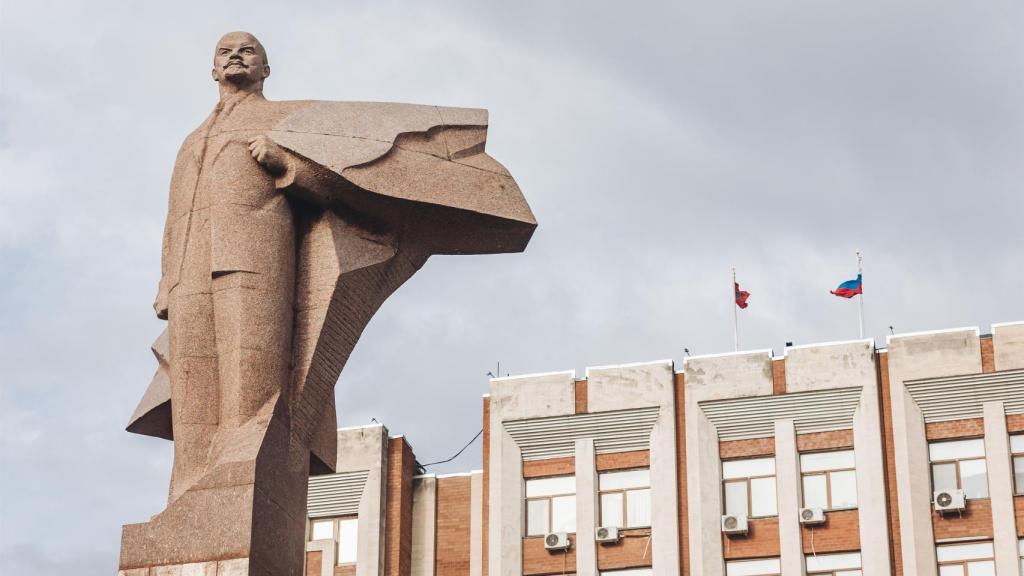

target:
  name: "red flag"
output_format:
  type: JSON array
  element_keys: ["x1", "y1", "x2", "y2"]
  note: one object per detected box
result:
[{"x1": 734, "y1": 282, "x2": 750, "y2": 309}]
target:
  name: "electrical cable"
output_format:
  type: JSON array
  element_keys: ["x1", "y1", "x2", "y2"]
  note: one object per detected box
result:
[{"x1": 420, "y1": 428, "x2": 483, "y2": 468}]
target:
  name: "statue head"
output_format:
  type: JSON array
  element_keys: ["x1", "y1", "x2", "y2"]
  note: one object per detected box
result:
[{"x1": 211, "y1": 31, "x2": 270, "y2": 92}]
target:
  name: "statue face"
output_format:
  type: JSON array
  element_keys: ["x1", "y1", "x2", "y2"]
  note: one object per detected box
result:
[{"x1": 212, "y1": 32, "x2": 269, "y2": 88}]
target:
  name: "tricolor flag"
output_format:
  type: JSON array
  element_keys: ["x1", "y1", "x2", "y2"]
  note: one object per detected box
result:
[
  {"x1": 831, "y1": 274, "x2": 863, "y2": 299},
  {"x1": 735, "y1": 282, "x2": 750, "y2": 309}
]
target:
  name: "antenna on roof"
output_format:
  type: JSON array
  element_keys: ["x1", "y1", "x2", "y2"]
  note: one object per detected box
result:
[{"x1": 487, "y1": 361, "x2": 501, "y2": 379}]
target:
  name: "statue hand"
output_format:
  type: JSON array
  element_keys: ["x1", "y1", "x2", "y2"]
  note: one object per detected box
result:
[{"x1": 248, "y1": 135, "x2": 288, "y2": 176}]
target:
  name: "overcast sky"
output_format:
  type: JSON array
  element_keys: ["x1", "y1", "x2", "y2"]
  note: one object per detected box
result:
[{"x1": 1, "y1": 1, "x2": 1022, "y2": 573}]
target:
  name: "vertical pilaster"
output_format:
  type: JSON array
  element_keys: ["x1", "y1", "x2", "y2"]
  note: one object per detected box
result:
[
  {"x1": 575, "y1": 439, "x2": 598, "y2": 576},
  {"x1": 775, "y1": 419, "x2": 804, "y2": 576},
  {"x1": 984, "y1": 401, "x2": 1021, "y2": 576},
  {"x1": 469, "y1": 471, "x2": 483, "y2": 576},
  {"x1": 410, "y1": 476, "x2": 436, "y2": 576}
]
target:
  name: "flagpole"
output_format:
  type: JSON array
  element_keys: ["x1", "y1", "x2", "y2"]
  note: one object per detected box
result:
[
  {"x1": 857, "y1": 251, "x2": 864, "y2": 339},
  {"x1": 732, "y1": 267, "x2": 739, "y2": 352}
]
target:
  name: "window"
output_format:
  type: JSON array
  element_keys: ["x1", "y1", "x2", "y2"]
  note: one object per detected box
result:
[
  {"x1": 526, "y1": 475, "x2": 576, "y2": 536},
  {"x1": 723, "y1": 457, "x2": 777, "y2": 518},
  {"x1": 726, "y1": 557, "x2": 781, "y2": 576},
  {"x1": 599, "y1": 469, "x2": 651, "y2": 529},
  {"x1": 1011, "y1": 435, "x2": 1024, "y2": 495},
  {"x1": 600, "y1": 570, "x2": 652, "y2": 575},
  {"x1": 308, "y1": 516, "x2": 359, "y2": 565},
  {"x1": 1018, "y1": 539, "x2": 1023, "y2": 574},
  {"x1": 801, "y1": 450, "x2": 857, "y2": 510},
  {"x1": 929, "y1": 439, "x2": 988, "y2": 499},
  {"x1": 936, "y1": 541, "x2": 994, "y2": 576},
  {"x1": 805, "y1": 551, "x2": 862, "y2": 575}
]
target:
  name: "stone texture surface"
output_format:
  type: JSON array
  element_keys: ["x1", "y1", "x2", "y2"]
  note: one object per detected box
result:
[{"x1": 121, "y1": 32, "x2": 534, "y2": 575}]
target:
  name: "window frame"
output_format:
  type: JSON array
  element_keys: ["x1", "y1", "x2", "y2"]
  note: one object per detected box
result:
[
  {"x1": 800, "y1": 450, "x2": 858, "y2": 511},
  {"x1": 598, "y1": 468, "x2": 652, "y2": 529},
  {"x1": 935, "y1": 541, "x2": 995, "y2": 575},
  {"x1": 722, "y1": 457, "x2": 778, "y2": 519},
  {"x1": 928, "y1": 438, "x2": 988, "y2": 500},
  {"x1": 725, "y1": 556, "x2": 782, "y2": 576},
  {"x1": 804, "y1": 551, "x2": 863, "y2": 575},
  {"x1": 1011, "y1": 434, "x2": 1024, "y2": 496},
  {"x1": 307, "y1": 515, "x2": 359, "y2": 566},
  {"x1": 525, "y1": 475, "x2": 577, "y2": 536}
]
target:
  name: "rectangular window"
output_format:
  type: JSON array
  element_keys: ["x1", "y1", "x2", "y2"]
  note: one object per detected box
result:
[
  {"x1": 599, "y1": 469, "x2": 651, "y2": 529},
  {"x1": 929, "y1": 439, "x2": 988, "y2": 499},
  {"x1": 936, "y1": 541, "x2": 994, "y2": 576},
  {"x1": 308, "y1": 516, "x2": 358, "y2": 565},
  {"x1": 726, "y1": 557, "x2": 781, "y2": 576},
  {"x1": 1018, "y1": 538, "x2": 1023, "y2": 574},
  {"x1": 1011, "y1": 434, "x2": 1024, "y2": 495},
  {"x1": 600, "y1": 570, "x2": 653, "y2": 575},
  {"x1": 723, "y1": 457, "x2": 777, "y2": 518},
  {"x1": 800, "y1": 450, "x2": 858, "y2": 510},
  {"x1": 525, "y1": 475, "x2": 576, "y2": 536},
  {"x1": 806, "y1": 551, "x2": 862, "y2": 575}
]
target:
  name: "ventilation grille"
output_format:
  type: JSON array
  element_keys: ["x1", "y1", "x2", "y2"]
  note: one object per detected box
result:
[
  {"x1": 699, "y1": 387, "x2": 863, "y2": 440},
  {"x1": 905, "y1": 368, "x2": 1024, "y2": 423},
  {"x1": 307, "y1": 470, "x2": 369, "y2": 518},
  {"x1": 503, "y1": 407, "x2": 661, "y2": 461}
]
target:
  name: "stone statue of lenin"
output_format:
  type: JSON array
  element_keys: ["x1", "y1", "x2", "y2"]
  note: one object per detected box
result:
[{"x1": 119, "y1": 31, "x2": 535, "y2": 576}]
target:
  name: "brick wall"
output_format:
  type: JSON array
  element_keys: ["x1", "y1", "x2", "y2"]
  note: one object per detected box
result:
[
  {"x1": 596, "y1": 451, "x2": 649, "y2": 472},
  {"x1": 384, "y1": 437, "x2": 415, "y2": 576},
  {"x1": 675, "y1": 372, "x2": 689, "y2": 576},
  {"x1": 482, "y1": 397, "x2": 490, "y2": 576},
  {"x1": 722, "y1": 518, "x2": 780, "y2": 559},
  {"x1": 435, "y1": 476, "x2": 472, "y2": 576},
  {"x1": 575, "y1": 380, "x2": 588, "y2": 414},
  {"x1": 796, "y1": 430, "x2": 854, "y2": 452},
  {"x1": 306, "y1": 551, "x2": 322, "y2": 576},
  {"x1": 720, "y1": 438, "x2": 775, "y2": 459},
  {"x1": 925, "y1": 418, "x2": 985, "y2": 441},
  {"x1": 981, "y1": 336, "x2": 995, "y2": 373},
  {"x1": 1015, "y1": 497, "x2": 1024, "y2": 537},
  {"x1": 522, "y1": 536, "x2": 576, "y2": 576},
  {"x1": 596, "y1": 529, "x2": 654, "y2": 572},
  {"x1": 772, "y1": 359, "x2": 787, "y2": 396},
  {"x1": 523, "y1": 457, "x2": 574, "y2": 478},
  {"x1": 800, "y1": 509, "x2": 860, "y2": 554},
  {"x1": 932, "y1": 499, "x2": 993, "y2": 540},
  {"x1": 877, "y1": 352, "x2": 904, "y2": 576}
]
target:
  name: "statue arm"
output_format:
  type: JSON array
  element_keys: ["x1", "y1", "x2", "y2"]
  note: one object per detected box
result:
[{"x1": 272, "y1": 152, "x2": 340, "y2": 207}]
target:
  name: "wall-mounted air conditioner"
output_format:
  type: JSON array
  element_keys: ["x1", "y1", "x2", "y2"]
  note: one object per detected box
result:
[
  {"x1": 799, "y1": 507, "x2": 826, "y2": 525},
  {"x1": 721, "y1": 514, "x2": 749, "y2": 536},
  {"x1": 595, "y1": 526, "x2": 620, "y2": 543},
  {"x1": 544, "y1": 532, "x2": 571, "y2": 550},
  {"x1": 934, "y1": 490, "x2": 966, "y2": 513}
]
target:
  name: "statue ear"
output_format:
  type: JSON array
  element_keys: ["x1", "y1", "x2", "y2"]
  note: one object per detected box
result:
[
  {"x1": 211, "y1": 68, "x2": 219, "y2": 82},
  {"x1": 262, "y1": 65, "x2": 271, "y2": 80}
]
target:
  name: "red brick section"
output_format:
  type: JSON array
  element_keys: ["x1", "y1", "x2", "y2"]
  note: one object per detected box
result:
[
  {"x1": 335, "y1": 565, "x2": 356, "y2": 576},
  {"x1": 522, "y1": 537, "x2": 576, "y2": 576},
  {"x1": 796, "y1": 430, "x2": 854, "y2": 452},
  {"x1": 800, "y1": 509, "x2": 860, "y2": 554},
  {"x1": 925, "y1": 418, "x2": 985, "y2": 440},
  {"x1": 596, "y1": 450, "x2": 649, "y2": 472},
  {"x1": 720, "y1": 438, "x2": 775, "y2": 459},
  {"x1": 435, "y1": 476, "x2": 472, "y2": 576},
  {"x1": 306, "y1": 551, "x2": 322, "y2": 576},
  {"x1": 1007, "y1": 413, "x2": 1024, "y2": 433},
  {"x1": 597, "y1": 528, "x2": 654, "y2": 572},
  {"x1": 1016, "y1": 497, "x2": 1024, "y2": 536},
  {"x1": 522, "y1": 457, "x2": 574, "y2": 479},
  {"x1": 772, "y1": 358, "x2": 787, "y2": 395},
  {"x1": 722, "y1": 518, "x2": 781, "y2": 559},
  {"x1": 932, "y1": 499, "x2": 993, "y2": 540},
  {"x1": 877, "y1": 351, "x2": 904, "y2": 575},
  {"x1": 384, "y1": 437, "x2": 415, "y2": 576},
  {"x1": 981, "y1": 336, "x2": 995, "y2": 373},
  {"x1": 575, "y1": 380, "x2": 588, "y2": 414},
  {"x1": 675, "y1": 372, "x2": 688, "y2": 576},
  {"x1": 481, "y1": 397, "x2": 490, "y2": 576}
]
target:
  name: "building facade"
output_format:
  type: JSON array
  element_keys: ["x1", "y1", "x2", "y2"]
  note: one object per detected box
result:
[{"x1": 304, "y1": 321, "x2": 1024, "y2": 576}]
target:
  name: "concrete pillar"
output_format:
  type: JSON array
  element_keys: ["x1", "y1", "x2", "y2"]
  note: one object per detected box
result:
[
  {"x1": 650, "y1": 401, "x2": 682, "y2": 576},
  {"x1": 993, "y1": 321, "x2": 1024, "y2": 370},
  {"x1": 984, "y1": 402, "x2": 1021, "y2": 576},
  {"x1": 488, "y1": 423, "x2": 523, "y2": 576},
  {"x1": 357, "y1": 466, "x2": 387, "y2": 576},
  {"x1": 575, "y1": 439, "x2": 598, "y2": 576},
  {"x1": 411, "y1": 476, "x2": 437, "y2": 576},
  {"x1": 775, "y1": 419, "x2": 804, "y2": 576},
  {"x1": 469, "y1": 471, "x2": 483, "y2": 576},
  {"x1": 686, "y1": 408, "x2": 724, "y2": 576},
  {"x1": 852, "y1": 386, "x2": 893, "y2": 575}
]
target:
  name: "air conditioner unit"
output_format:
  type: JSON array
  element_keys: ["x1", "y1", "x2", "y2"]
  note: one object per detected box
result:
[
  {"x1": 721, "y1": 514, "x2": 749, "y2": 535},
  {"x1": 544, "y1": 532, "x2": 571, "y2": 550},
  {"x1": 595, "y1": 526, "x2": 620, "y2": 543},
  {"x1": 934, "y1": 490, "x2": 966, "y2": 513},
  {"x1": 799, "y1": 507, "x2": 826, "y2": 525}
]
